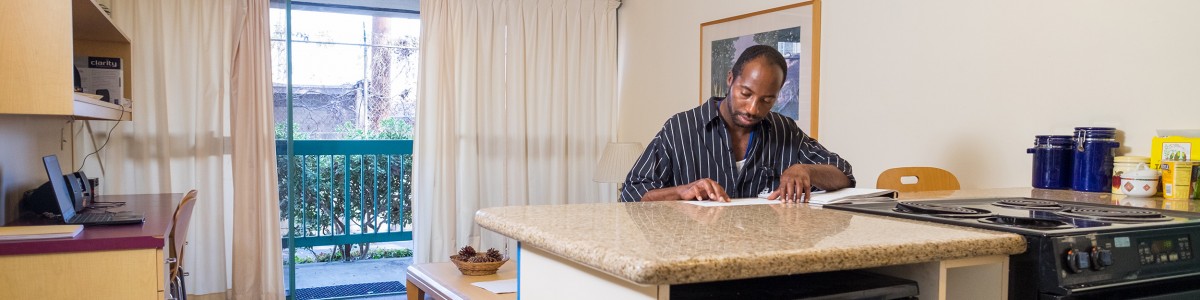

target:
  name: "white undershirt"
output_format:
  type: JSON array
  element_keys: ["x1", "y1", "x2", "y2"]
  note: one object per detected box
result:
[{"x1": 735, "y1": 159, "x2": 746, "y2": 172}]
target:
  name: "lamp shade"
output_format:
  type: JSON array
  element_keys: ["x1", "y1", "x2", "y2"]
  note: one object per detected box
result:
[{"x1": 593, "y1": 142, "x2": 645, "y2": 183}]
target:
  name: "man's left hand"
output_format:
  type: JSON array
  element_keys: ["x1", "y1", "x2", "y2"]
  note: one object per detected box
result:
[{"x1": 767, "y1": 164, "x2": 812, "y2": 203}]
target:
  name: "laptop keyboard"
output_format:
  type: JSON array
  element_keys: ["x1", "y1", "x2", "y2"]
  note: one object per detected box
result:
[{"x1": 74, "y1": 213, "x2": 114, "y2": 223}]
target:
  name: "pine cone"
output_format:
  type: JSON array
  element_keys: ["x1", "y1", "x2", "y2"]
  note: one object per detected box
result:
[
  {"x1": 468, "y1": 255, "x2": 497, "y2": 263},
  {"x1": 457, "y1": 246, "x2": 477, "y2": 260},
  {"x1": 486, "y1": 248, "x2": 503, "y2": 261}
]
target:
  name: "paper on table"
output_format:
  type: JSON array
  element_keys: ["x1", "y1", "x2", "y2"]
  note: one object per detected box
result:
[
  {"x1": 682, "y1": 198, "x2": 779, "y2": 207},
  {"x1": 471, "y1": 278, "x2": 517, "y2": 294}
]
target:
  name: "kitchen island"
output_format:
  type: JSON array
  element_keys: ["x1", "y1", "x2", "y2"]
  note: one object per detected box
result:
[{"x1": 475, "y1": 201, "x2": 1027, "y2": 299}]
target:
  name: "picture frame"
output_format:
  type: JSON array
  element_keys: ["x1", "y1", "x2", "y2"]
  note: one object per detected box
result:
[{"x1": 700, "y1": 1, "x2": 821, "y2": 138}]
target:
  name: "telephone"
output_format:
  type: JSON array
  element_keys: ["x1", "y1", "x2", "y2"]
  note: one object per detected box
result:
[{"x1": 64, "y1": 171, "x2": 92, "y2": 209}]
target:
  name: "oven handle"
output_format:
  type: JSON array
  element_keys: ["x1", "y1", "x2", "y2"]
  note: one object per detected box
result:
[{"x1": 1070, "y1": 272, "x2": 1200, "y2": 292}]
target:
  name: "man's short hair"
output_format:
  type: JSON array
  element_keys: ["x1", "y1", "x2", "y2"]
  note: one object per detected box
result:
[{"x1": 730, "y1": 45, "x2": 788, "y2": 85}]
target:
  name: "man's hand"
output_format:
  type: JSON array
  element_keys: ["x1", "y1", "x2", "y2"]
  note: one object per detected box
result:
[
  {"x1": 676, "y1": 178, "x2": 730, "y2": 202},
  {"x1": 767, "y1": 164, "x2": 813, "y2": 203}
]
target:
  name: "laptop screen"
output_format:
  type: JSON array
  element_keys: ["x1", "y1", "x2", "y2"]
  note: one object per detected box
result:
[{"x1": 42, "y1": 155, "x2": 77, "y2": 222}]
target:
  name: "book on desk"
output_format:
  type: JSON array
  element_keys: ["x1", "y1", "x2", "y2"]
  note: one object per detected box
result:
[{"x1": 0, "y1": 225, "x2": 83, "y2": 241}]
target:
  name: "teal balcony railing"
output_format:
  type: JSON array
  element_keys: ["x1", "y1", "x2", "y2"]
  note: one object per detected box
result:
[{"x1": 277, "y1": 140, "x2": 414, "y2": 248}]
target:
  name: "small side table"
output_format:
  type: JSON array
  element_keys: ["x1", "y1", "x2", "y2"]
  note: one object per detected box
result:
[{"x1": 406, "y1": 261, "x2": 516, "y2": 300}]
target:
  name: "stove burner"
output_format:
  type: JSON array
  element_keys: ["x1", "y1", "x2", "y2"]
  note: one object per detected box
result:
[
  {"x1": 978, "y1": 216, "x2": 1075, "y2": 230},
  {"x1": 1056, "y1": 207, "x2": 1174, "y2": 223},
  {"x1": 991, "y1": 199, "x2": 1063, "y2": 210},
  {"x1": 893, "y1": 202, "x2": 992, "y2": 218}
]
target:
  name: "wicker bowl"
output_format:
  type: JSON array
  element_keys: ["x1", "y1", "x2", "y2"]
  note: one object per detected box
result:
[{"x1": 449, "y1": 255, "x2": 509, "y2": 276}]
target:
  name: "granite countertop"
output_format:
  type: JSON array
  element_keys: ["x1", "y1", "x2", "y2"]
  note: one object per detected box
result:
[{"x1": 475, "y1": 201, "x2": 1026, "y2": 285}]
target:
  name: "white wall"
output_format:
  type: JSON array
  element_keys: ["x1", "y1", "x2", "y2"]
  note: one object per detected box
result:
[
  {"x1": 0, "y1": 116, "x2": 74, "y2": 222},
  {"x1": 618, "y1": 0, "x2": 1200, "y2": 189}
]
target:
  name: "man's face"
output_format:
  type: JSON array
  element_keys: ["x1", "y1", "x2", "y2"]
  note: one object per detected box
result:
[{"x1": 724, "y1": 58, "x2": 783, "y2": 129}]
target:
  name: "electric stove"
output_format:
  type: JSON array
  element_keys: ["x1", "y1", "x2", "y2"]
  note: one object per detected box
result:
[{"x1": 827, "y1": 197, "x2": 1200, "y2": 299}]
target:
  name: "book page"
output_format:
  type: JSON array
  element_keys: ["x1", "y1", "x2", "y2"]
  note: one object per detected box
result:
[{"x1": 682, "y1": 198, "x2": 780, "y2": 207}]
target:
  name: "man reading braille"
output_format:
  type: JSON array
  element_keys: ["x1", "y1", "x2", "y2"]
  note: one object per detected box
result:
[{"x1": 621, "y1": 45, "x2": 854, "y2": 203}]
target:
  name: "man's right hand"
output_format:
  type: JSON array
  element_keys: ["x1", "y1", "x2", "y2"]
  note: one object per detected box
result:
[
  {"x1": 636, "y1": 178, "x2": 730, "y2": 202},
  {"x1": 676, "y1": 178, "x2": 730, "y2": 202}
]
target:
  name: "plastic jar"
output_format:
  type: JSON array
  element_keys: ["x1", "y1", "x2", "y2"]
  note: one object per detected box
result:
[
  {"x1": 1111, "y1": 156, "x2": 1150, "y2": 194},
  {"x1": 1072, "y1": 127, "x2": 1120, "y2": 192},
  {"x1": 1027, "y1": 135, "x2": 1074, "y2": 189}
]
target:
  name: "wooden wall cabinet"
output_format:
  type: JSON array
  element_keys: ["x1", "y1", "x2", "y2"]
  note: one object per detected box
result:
[{"x1": 0, "y1": 0, "x2": 132, "y2": 121}]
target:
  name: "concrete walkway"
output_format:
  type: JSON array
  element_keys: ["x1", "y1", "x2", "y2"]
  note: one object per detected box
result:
[{"x1": 285, "y1": 257, "x2": 412, "y2": 299}]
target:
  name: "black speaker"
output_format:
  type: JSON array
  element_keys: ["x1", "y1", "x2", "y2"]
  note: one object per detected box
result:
[
  {"x1": 20, "y1": 172, "x2": 91, "y2": 216},
  {"x1": 20, "y1": 181, "x2": 62, "y2": 216},
  {"x1": 96, "y1": 89, "x2": 111, "y2": 103},
  {"x1": 73, "y1": 67, "x2": 83, "y2": 92}
]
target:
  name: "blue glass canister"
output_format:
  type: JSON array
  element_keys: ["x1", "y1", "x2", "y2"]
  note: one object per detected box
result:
[
  {"x1": 1071, "y1": 127, "x2": 1120, "y2": 192},
  {"x1": 1027, "y1": 135, "x2": 1074, "y2": 189}
]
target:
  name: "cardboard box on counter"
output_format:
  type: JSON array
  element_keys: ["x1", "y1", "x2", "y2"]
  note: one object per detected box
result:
[{"x1": 1150, "y1": 130, "x2": 1200, "y2": 169}]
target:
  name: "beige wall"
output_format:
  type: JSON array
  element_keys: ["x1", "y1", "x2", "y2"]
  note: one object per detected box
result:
[
  {"x1": 0, "y1": 116, "x2": 74, "y2": 222},
  {"x1": 618, "y1": 0, "x2": 1200, "y2": 188}
]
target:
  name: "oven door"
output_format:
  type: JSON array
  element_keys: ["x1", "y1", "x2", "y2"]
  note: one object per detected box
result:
[{"x1": 1041, "y1": 273, "x2": 1200, "y2": 300}]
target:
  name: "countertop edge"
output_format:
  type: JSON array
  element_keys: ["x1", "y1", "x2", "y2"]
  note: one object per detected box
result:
[
  {"x1": 475, "y1": 207, "x2": 1027, "y2": 285},
  {"x1": 475, "y1": 209, "x2": 659, "y2": 282}
]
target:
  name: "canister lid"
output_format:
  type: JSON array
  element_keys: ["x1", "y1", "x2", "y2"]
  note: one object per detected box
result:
[
  {"x1": 1074, "y1": 127, "x2": 1117, "y2": 139},
  {"x1": 1114, "y1": 156, "x2": 1150, "y2": 163},
  {"x1": 1034, "y1": 135, "x2": 1073, "y2": 145}
]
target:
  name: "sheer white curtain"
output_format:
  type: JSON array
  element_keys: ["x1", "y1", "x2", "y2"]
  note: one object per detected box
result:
[
  {"x1": 230, "y1": 0, "x2": 285, "y2": 298},
  {"x1": 414, "y1": 0, "x2": 621, "y2": 263},
  {"x1": 93, "y1": 0, "x2": 281, "y2": 298}
]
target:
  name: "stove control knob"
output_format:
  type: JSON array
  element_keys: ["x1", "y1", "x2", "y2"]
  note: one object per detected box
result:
[
  {"x1": 1065, "y1": 248, "x2": 1082, "y2": 273},
  {"x1": 1094, "y1": 248, "x2": 1113, "y2": 270},
  {"x1": 1076, "y1": 250, "x2": 1092, "y2": 271},
  {"x1": 1089, "y1": 247, "x2": 1105, "y2": 270}
]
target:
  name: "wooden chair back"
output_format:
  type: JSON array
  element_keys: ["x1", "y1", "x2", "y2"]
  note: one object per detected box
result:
[
  {"x1": 169, "y1": 190, "x2": 198, "y2": 279},
  {"x1": 876, "y1": 167, "x2": 961, "y2": 193}
]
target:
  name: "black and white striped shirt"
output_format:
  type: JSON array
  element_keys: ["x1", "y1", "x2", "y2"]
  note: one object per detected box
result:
[{"x1": 620, "y1": 97, "x2": 855, "y2": 202}]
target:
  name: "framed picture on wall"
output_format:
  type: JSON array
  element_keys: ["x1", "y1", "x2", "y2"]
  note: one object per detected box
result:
[{"x1": 700, "y1": 1, "x2": 821, "y2": 138}]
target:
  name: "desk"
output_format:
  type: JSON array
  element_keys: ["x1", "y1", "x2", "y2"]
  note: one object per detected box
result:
[
  {"x1": 0, "y1": 193, "x2": 185, "y2": 300},
  {"x1": 406, "y1": 261, "x2": 516, "y2": 300}
]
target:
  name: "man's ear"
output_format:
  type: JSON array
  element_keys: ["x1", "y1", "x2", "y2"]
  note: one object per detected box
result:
[{"x1": 726, "y1": 71, "x2": 734, "y2": 91}]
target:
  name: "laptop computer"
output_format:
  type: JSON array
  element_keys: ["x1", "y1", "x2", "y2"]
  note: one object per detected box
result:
[{"x1": 42, "y1": 155, "x2": 144, "y2": 225}]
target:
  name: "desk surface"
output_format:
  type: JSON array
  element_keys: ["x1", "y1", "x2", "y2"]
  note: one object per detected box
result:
[
  {"x1": 406, "y1": 262, "x2": 516, "y2": 300},
  {"x1": 0, "y1": 193, "x2": 183, "y2": 255}
]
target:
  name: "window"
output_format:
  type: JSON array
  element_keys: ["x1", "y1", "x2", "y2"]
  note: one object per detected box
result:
[{"x1": 271, "y1": 2, "x2": 419, "y2": 139}]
